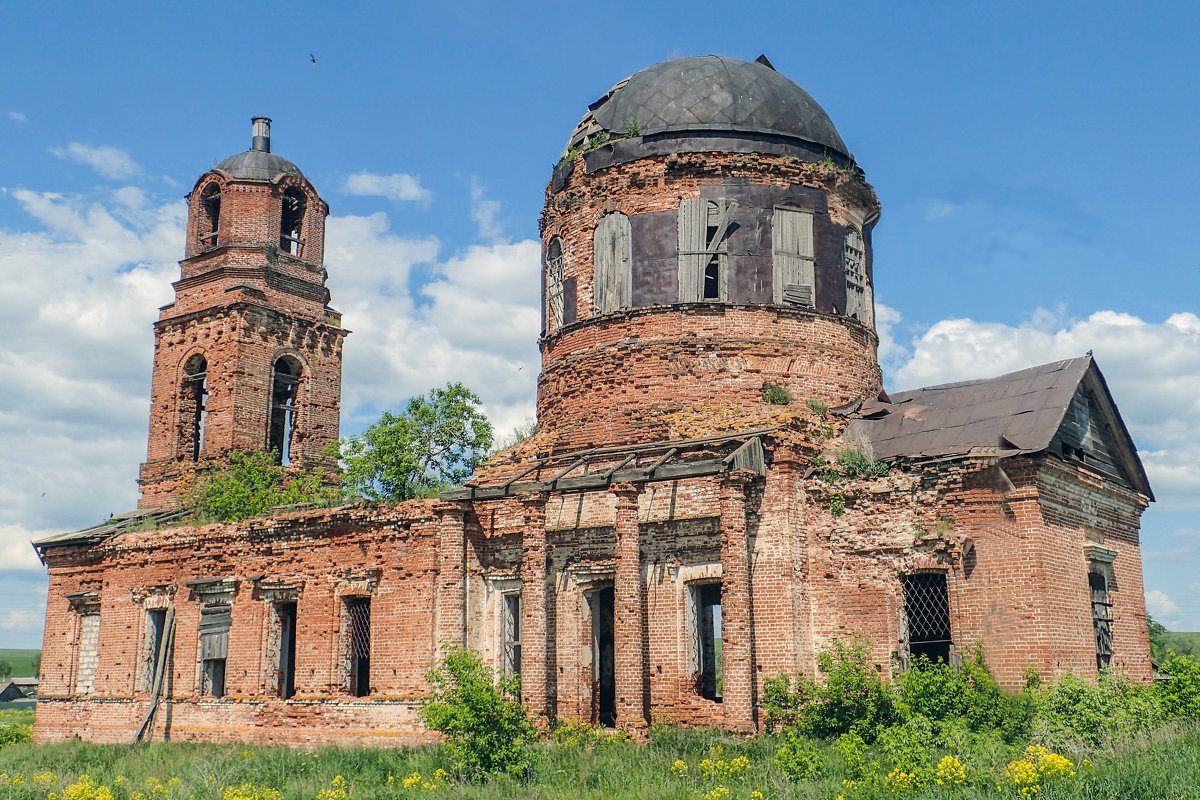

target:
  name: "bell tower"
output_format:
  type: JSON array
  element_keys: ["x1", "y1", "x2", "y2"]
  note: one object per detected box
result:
[{"x1": 138, "y1": 117, "x2": 347, "y2": 508}]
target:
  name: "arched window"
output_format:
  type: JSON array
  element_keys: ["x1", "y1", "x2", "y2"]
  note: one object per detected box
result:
[
  {"x1": 181, "y1": 355, "x2": 208, "y2": 461},
  {"x1": 843, "y1": 228, "x2": 871, "y2": 325},
  {"x1": 199, "y1": 183, "x2": 221, "y2": 249},
  {"x1": 268, "y1": 357, "x2": 301, "y2": 465},
  {"x1": 279, "y1": 188, "x2": 306, "y2": 256},
  {"x1": 593, "y1": 213, "x2": 632, "y2": 313},
  {"x1": 546, "y1": 237, "x2": 565, "y2": 332}
]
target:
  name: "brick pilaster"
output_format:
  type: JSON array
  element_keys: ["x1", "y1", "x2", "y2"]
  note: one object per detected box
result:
[
  {"x1": 435, "y1": 503, "x2": 469, "y2": 653},
  {"x1": 611, "y1": 483, "x2": 647, "y2": 729},
  {"x1": 519, "y1": 493, "x2": 550, "y2": 720},
  {"x1": 720, "y1": 471, "x2": 756, "y2": 731}
]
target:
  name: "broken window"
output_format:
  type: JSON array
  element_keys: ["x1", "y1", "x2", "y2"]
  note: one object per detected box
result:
[
  {"x1": 593, "y1": 213, "x2": 631, "y2": 313},
  {"x1": 143, "y1": 608, "x2": 168, "y2": 692},
  {"x1": 344, "y1": 597, "x2": 370, "y2": 697},
  {"x1": 181, "y1": 354, "x2": 207, "y2": 462},
  {"x1": 272, "y1": 601, "x2": 297, "y2": 699},
  {"x1": 772, "y1": 206, "x2": 815, "y2": 307},
  {"x1": 75, "y1": 605, "x2": 101, "y2": 696},
  {"x1": 546, "y1": 237, "x2": 565, "y2": 333},
  {"x1": 502, "y1": 593, "x2": 521, "y2": 679},
  {"x1": 690, "y1": 583, "x2": 723, "y2": 701},
  {"x1": 199, "y1": 604, "x2": 230, "y2": 698},
  {"x1": 1090, "y1": 572, "x2": 1113, "y2": 669},
  {"x1": 843, "y1": 228, "x2": 871, "y2": 325},
  {"x1": 902, "y1": 572, "x2": 953, "y2": 664},
  {"x1": 679, "y1": 198, "x2": 737, "y2": 302},
  {"x1": 199, "y1": 183, "x2": 220, "y2": 248},
  {"x1": 268, "y1": 357, "x2": 301, "y2": 465},
  {"x1": 589, "y1": 587, "x2": 615, "y2": 726},
  {"x1": 279, "y1": 188, "x2": 305, "y2": 256}
]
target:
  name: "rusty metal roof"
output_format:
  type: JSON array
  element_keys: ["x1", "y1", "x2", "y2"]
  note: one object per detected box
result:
[{"x1": 848, "y1": 356, "x2": 1152, "y2": 498}]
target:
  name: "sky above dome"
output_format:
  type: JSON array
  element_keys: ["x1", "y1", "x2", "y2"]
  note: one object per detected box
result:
[{"x1": 1, "y1": 0, "x2": 1198, "y2": 648}]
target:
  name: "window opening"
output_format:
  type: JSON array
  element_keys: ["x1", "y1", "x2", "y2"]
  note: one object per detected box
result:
[
  {"x1": 772, "y1": 207, "x2": 815, "y2": 307},
  {"x1": 199, "y1": 183, "x2": 220, "y2": 247},
  {"x1": 268, "y1": 358, "x2": 301, "y2": 465},
  {"x1": 546, "y1": 237, "x2": 565, "y2": 332},
  {"x1": 501, "y1": 593, "x2": 521, "y2": 679},
  {"x1": 591, "y1": 587, "x2": 615, "y2": 726},
  {"x1": 1090, "y1": 572, "x2": 1113, "y2": 669},
  {"x1": 182, "y1": 355, "x2": 207, "y2": 461},
  {"x1": 843, "y1": 228, "x2": 870, "y2": 324},
  {"x1": 902, "y1": 573, "x2": 953, "y2": 663},
  {"x1": 345, "y1": 598, "x2": 371, "y2": 697},
  {"x1": 144, "y1": 608, "x2": 168, "y2": 691},
  {"x1": 199, "y1": 604, "x2": 230, "y2": 698},
  {"x1": 280, "y1": 188, "x2": 306, "y2": 256},
  {"x1": 692, "y1": 584, "x2": 723, "y2": 701},
  {"x1": 76, "y1": 609, "x2": 101, "y2": 696},
  {"x1": 593, "y1": 213, "x2": 632, "y2": 313},
  {"x1": 275, "y1": 601, "x2": 297, "y2": 699},
  {"x1": 679, "y1": 199, "x2": 736, "y2": 302}
]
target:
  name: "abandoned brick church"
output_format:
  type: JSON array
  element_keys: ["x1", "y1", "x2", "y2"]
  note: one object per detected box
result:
[{"x1": 34, "y1": 56, "x2": 1154, "y2": 745}]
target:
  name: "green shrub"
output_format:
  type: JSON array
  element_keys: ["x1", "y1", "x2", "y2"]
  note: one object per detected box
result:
[
  {"x1": 1155, "y1": 655, "x2": 1200, "y2": 719},
  {"x1": 0, "y1": 722, "x2": 31, "y2": 747},
  {"x1": 806, "y1": 398, "x2": 828, "y2": 415},
  {"x1": 805, "y1": 640, "x2": 896, "y2": 741},
  {"x1": 836, "y1": 447, "x2": 889, "y2": 479},
  {"x1": 185, "y1": 449, "x2": 337, "y2": 522},
  {"x1": 762, "y1": 672, "x2": 807, "y2": 732},
  {"x1": 420, "y1": 646, "x2": 541, "y2": 780},
  {"x1": 774, "y1": 726, "x2": 824, "y2": 780},
  {"x1": 1033, "y1": 670, "x2": 1163, "y2": 747},
  {"x1": 762, "y1": 382, "x2": 792, "y2": 405},
  {"x1": 834, "y1": 730, "x2": 872, "y2": 782},
  {"x1": 876, "y1": 715, "x2": 932, "y2": 773}
]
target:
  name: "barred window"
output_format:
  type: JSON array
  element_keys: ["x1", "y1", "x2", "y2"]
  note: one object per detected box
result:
[
  {"x1": 199, "y1": 604, "x2": 230, "y2": 698},
  {"x1": 345, "y1": 598, "x2": 371, "y2": 697},
  {"x1": 502, "y1": 593, "x2": 521, "y2": 679},
  {"x1": 1090, "y1": 572, "x2": 1113, "y2": 669},
  {"x1": 902, "y1": 573, "x2": 953, "y2": 664},
  {"x1": 546, "y1": 237, "x2": 565, "y2": 333}
]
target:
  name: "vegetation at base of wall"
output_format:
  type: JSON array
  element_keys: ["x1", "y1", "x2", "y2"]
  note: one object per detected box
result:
[
  {"x1": 332, "y1": 383, "x2": 493, "y2": 503},
  {"x1": 761, "y1": 382, "x2": 793, "y2": 405},
  {"x1": 419, "y1": 647, "x2": 539, "y2": 780},
  {"x1": 806, "y1": 398, "x2": 829, "y2": 415},
  {"x1": 183, "y1": 450, "x2": 339, "y2": 523}
]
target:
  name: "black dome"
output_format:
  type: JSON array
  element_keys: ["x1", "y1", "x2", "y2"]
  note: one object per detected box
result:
[
  {"x1": 569, "y1": 56, "x2": 851, "y2": 159},
  {"x1": 215, "y1": 149, "x2": 305, "y2": 181}
]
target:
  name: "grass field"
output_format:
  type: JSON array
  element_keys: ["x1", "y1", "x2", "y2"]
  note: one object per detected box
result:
[
  {"x1": 0, "y1": 714, "x2": 1199, "y2": 799},
  {"x1": 0, "y1": 649, "x2": 39, "y2": 679}
]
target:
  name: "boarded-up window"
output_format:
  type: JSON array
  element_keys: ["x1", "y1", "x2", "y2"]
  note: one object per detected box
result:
[
  {"x1": 843, "y1": 228, "x2": 871, "y2": 324},
  {"x1": 1090, "y1": 572, "x2": 1113, "y2": 669},
  {"x1": 902, "y1": 573, "x2": 953, "y2": 664},
  {"x1": 76, "y1": 609, "x2": 100, "y2": 696},
  {"x1": 689, "y1": 583, "x2": 722, "y2": 701},
  {"x1": 345, "y1": 598, "x2": 371, "y2": 697},
  {"x1": 143, "y1": 608, "x2": 168, "y2": 692},
  {"x1": 199, "y1": 604, "x2": 230, "y2": 698},
  {"x1": 679, "y1": 199, "x2": 737, "y2": 302},
  {"x1": 772, "y1": 207, "x2": 815, "y2": 307},
  {"x1": 502, "y1": 593, "x2": 521, "y2": 678},
  {"x1": 593, "y1": 213, "x2": 632, "y2": 314},
  {"x1": 546, "y1": 237, "x2": 565, "y2": 332}
]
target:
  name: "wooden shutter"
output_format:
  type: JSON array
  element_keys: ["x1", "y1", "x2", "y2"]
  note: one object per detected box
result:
[
  {"x1": 199, "y1": 604, "x2": 231, "y2": 660},
  {"x1": 593, "y1": 213, "x2": 631, "y2": 313},
  {"x1": 843, "y1": 228, "x2": 869, "y2": 322},
  {"x1": 678, "y1": 198, "x2": 707, "y2": 302},
  {"x1": 772, "y1": 207, "x2": 815, "y2": 306}
]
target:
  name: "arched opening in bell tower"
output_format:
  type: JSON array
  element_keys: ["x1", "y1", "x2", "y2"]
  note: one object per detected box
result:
[
  {"x1": 198, "y1": 183, "x2": 221, "y2": 249},
  {"x1": 280, "y1": 188, "x2": 306, "y2": 256},
  {"x1": 180, "y1": 354, "x2": 208, "y2": 461},
  {"x1": 268, "y1": 356, "x2": 302, "y2": 465}
]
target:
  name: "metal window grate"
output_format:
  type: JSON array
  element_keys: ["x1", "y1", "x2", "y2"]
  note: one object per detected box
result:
[
  {"x1": 502, "y1": 594, "x2": 521, "y2": 678},
  {"x1": 1090, "y1": 572, "x2": 1113, "y2": 669},
  {"x1": 903, "y1": 573, "x2": 953, "y2": 663},
  {"x1": 346, "y1": 599, "x2": 370, "y2": 659}
]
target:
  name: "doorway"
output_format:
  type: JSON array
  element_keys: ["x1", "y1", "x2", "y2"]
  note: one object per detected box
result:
[{"x1": 591, "y1": 587, "x2": 615, "y2": 726}]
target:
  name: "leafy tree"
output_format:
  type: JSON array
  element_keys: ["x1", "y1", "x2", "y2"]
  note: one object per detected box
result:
[
  {"x1": 336, "y1": 383, "x2": 493, "y2": 502},
  {"x1": 185, "y1": 450, "x2": 337, "y2": 523},
  {"x1": 31, "y1": 652, "x2": 40, "y2": 676},
  {"x1": 0, "y1": 660, "x2": 11, "y2": 680},
  {"x1": 420, "y1": 646, "x2": 540, "y2": 780},
  {"x1": 1148, "y1": 614, "x2": 1172, "y2": 663}
]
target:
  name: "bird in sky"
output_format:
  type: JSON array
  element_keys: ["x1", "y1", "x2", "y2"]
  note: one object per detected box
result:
[{"x1": 310, "y1": 53, "x2": 317, "y2": 65}]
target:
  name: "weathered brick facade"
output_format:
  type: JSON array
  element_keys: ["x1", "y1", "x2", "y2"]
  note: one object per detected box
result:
[{"x1": 36, "y1": 59, "x2": 1153, "y2": 746}]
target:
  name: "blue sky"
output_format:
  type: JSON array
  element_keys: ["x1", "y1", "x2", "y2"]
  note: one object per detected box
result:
[{"x1": 1, "y1": 1, "x2": 1198, "y2": 649}]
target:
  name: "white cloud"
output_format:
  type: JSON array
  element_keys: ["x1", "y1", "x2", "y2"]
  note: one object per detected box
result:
[
  {"x1": 924, "y1": 201, "x2": 957, "y2": 221},
  {"x1": 8, "y1": 111, "x2": 27, "y2": 123},
  {"x1": 1146, "y1": 589, "x2": 1180, "y2": 619},
  {"x1": 887, "y1": 308, "x2": 1200, "y2": 510},
  {"x1": 469, "y1": 177, "x2": 504, "y2": 242},
  {"x1": 342, "y1": 171, "x2": 431, "y2": 204},
  {"x1": 50, "y1": 142, "x2": 141, "y2": 179}
]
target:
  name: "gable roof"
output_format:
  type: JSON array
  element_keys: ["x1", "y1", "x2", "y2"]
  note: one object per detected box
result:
[{"x1": 848, "y1": 356, "x2": 1152, "y2": 499}]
